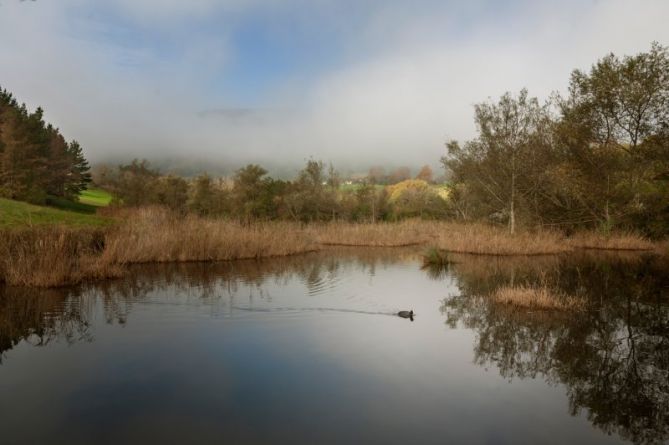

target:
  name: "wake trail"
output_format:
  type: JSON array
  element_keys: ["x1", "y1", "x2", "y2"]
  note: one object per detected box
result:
[{"x1": 230, "y1": 306, "x2": 397, "y2": 317}]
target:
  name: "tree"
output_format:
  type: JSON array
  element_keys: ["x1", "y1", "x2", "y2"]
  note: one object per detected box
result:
[
  {"x1": 387, "y1": 179, "x2": 447, "y2": 219},
  {"x1": 65, "y1": 140, "x2": 92, "y2": 198},
  {"x1": 0, "y1": 87, "x2": 92, "y2": 203},
  {"x1": 416, "y1": 165, "x2": 433, "y2": 183},
  {"x1": 285, "y1": 160, "x2": 337, "y2": 222},
  {"x1": 189, "y1": 173, "x2": 224, "y2": 216},
  {"x1": 389, "y1": 166, "x2": 411, "y2": 184},
  {"x1": 232, "y1": 164, "x2": 275, "y2": 221},
  {"x1": 443, "y1": 89, "x2": 554, "y2": 233},
  {"x1": 354, "y1": 181, "x2": 381, "y2": 222},
  {"x1": 367, "y1": 166, "x2": 386, "y2": 184},
  {"x1": 559, "y1": 43, "x2": 669, "y2": 234},
  {"x1": 158, "y1": 175, "x2": 189, "y2": 214},
  {"x1": 113, "y1": 159, "x2": 159, "y2": 206}
]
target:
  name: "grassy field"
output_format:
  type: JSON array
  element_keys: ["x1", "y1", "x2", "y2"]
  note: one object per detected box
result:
[
  {"x1": 338, "y1": 183, "x2": 385, "y2": 192},
  {"x1": 0, "y1": 197, "x2": 112, "y2": 228},
  {"x1": 79, "y1": 188, "x2": 113, "y2": 206}
]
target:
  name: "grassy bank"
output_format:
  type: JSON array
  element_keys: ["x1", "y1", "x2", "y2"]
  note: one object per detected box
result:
[
  {"x1": 0, "y1": 204, "x2": 664, "y2": 288},
  {"x1": 79, "y1": 188, "x2": 113, "y2": 207},
  {"x1": 0, "y1": 198, "x2": 112, "y2": 228}
]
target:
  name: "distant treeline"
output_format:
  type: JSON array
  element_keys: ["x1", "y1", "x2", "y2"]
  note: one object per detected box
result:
[
  {"x1": 0, "y1": 88, "x2": 91, "y2": 203},
  {"x1": 95, "y1": 159, "x2": 449, "y2": 222},
  {"x1": 2, "y1": 44, "x2": 668, "y2": 236},
  {"x1": 444, "y1": 43, "x2": 669, "y2": 237}
]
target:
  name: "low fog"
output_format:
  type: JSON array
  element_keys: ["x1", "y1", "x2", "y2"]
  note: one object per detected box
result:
[{"x1": 1, "y1": 0, "x2": 668, "y2": 174}]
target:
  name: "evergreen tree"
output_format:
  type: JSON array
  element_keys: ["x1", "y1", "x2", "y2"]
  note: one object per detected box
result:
[{"x1": 0, "y1": 86, "x2": 92, "y2": 203}]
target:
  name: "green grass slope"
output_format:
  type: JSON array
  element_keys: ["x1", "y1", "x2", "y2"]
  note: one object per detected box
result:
[
  {"x1": 79, "y1": 188, "x2": 113, "y2": 207},
  {"x1": 0, "y1": 198, "x2": 112, "y2": 228}
]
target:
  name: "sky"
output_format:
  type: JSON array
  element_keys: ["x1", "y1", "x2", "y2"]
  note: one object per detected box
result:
[{"x1": 1, "y1": 0, "x2": 668, "y2": 174}]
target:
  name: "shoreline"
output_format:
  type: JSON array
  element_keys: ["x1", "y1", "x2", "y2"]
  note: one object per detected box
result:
[{"x1": 1, "y1": 208, "x2": 664, "y2": 288}]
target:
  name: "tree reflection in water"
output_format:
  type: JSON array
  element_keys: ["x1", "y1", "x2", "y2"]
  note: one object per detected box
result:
[
  {"x1": 1, "y1": 249, "x2": 667, "y2": 444},
  {"x1": 0, "y1": 287, "x2": 93, "y2": 362},
  {"x1": 437, "y1": 253, "x2": 669, "y2": 445},
  {"x1": 0, "y1": 247, "x2": 417, "y2": 361}
]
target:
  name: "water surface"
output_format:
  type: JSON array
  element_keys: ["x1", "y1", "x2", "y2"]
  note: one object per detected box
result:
[{"x1": 1, "y1": 248, "x2": 667, "y2": 444}]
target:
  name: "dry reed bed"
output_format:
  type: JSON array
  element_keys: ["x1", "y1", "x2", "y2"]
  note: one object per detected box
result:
[
  {"x1": 0, "y1": 227, "x2": 123, "y2": 287},
  {"x1": 433, "y1": 223, "x2": 569, "y2": 256},
  {"x1": 0, "y1": 208, "x2": 664, "y2": 288},
  {"x1": 491, "y1": 285, "x2": 585, "y2": 311},
  {"x1": 100, "y1": 208, "x2": 317, "y2": 264},
  {"x1": 566, "y1": 231, "x2": 655, "y2": 251},
  {"x1": 0, "y1": 208, "x2": 319, "y2": 287},
  {"x1": 310, "y1": 219, "x2": 435, "y2": 247},
  {"x1": 659, "y1": 240, "x2": 669, "y2": 257}
]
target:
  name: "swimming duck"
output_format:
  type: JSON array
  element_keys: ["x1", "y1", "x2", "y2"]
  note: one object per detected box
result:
[{"x1": 397, "y1": 310, "x2": 414, "y2": 320}]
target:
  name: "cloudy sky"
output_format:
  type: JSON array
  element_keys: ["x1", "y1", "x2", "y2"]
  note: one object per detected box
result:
[{"x1": 1, "y1": 0, "x2": 668, "y2": 172}]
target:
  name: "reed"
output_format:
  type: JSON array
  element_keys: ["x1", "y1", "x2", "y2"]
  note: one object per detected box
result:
[
  {"x1": 490, "y1": 285, "x2": 585, "y2": 311},
  {"x1": 0, "y1": 227, "x2": 122, "y2": 287},
  {"x1": 431, "y1": 223, "x2": 569, "y2": 256},
  {"x1": 1, "y1": 207, "x2": 665, "y2": 288},
  {"x1": 0, "y1": 208, "x2": 319, "y2": 287},
  {"x1": 99, "y1": 207, "x2": 317, "y2": 264},
  {"x1": 567, "y1": 231, "x2": 654, "y2": 251},
  {"x1": 311, "y1": 219, "x2": 434, "y2": 247}
]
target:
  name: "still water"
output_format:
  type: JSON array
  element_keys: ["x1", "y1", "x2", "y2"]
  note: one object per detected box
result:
[{"x1": 1, "y1": 248, "x2": 667, "y2": 444}]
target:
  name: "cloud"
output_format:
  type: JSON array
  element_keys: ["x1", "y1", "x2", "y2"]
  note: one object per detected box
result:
[{"x1": 1, "y1": 0, "x2": 668, "y2": 172}]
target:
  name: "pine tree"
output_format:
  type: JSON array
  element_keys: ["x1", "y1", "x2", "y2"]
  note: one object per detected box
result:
[
  {"x1": 0, "y1": 85, "x2": 92, "y2": 203},
  {"x1": 66, "y1": 140, "x2": 92, "y2": 198}
]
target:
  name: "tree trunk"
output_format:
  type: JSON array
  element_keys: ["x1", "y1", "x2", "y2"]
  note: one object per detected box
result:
[{"x1": 509, "y1": 155, "x2": 516, "y2": 234}]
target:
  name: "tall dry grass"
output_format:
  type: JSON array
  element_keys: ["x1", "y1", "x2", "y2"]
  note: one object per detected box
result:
[
  {"x1": 0, "y1": 208, "x2": 320, "y2": 287},
  {"x1": 433, "y1": 223, "x2": 569, "y2": 256},
  {"x1": 310, "y1": 219, "x2": 435, "y2": 247},
  {"x1": 100, "y1": 207, "x2": 317, "y2": 264},
  {"x1": 0, "y1": 227, "x2": 122, "y2": 287},
  {"x1": 658, "y1": 240, "x2": 669, "y2": 257},
  {"x1": 567, "y1": 231, "x2": 654, "y2": 251},
  {"x1": 1, "y1": 207, "x2": 665, "y2": 288},
  {"x1": 491, "y1": 285, "x2": 585, "y2": 311}
]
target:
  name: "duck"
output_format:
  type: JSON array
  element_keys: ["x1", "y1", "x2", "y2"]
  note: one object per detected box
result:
[{"x1": 397, "y1": 310, "x2": 414, "y2": 321}]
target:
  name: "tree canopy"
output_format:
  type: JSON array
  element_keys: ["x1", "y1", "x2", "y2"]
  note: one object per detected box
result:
[{"x1": 0, "y1": 87, "x2": 91, "y2": 204}]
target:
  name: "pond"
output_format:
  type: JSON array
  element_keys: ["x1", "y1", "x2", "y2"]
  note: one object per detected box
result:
[{"x1": 0, "y1": 248, "x2": 667, "y2": 444}]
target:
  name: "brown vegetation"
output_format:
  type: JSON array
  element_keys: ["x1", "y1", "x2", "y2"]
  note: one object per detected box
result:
[
  {"x1": 0, "y1": 227, "x2": 122, "y2": 287},
  {"x1": 567, "y1": 231, "x2": 655, "y2": 251},
  {"x1": 100, "y1": 207, "x2": 317, "y2": 264},
  {"x1": 0, "y1": 209, "x2": 666, "y2": 288},
  {"x1": 310, "y1": 219, "x2": 431, "y2": 247},
  {"x1": 490, "y1": 285, "x2": 585, "y2": 311},
  {"x1": 0, "y1": 208, "x2": 319, "y2": 287},
  {"x1": 659, "y1": 240, "x2": 669, "y2": 257},
  {"x1": 433, "y1": 223, "x2": 569, "y2": 255}
]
